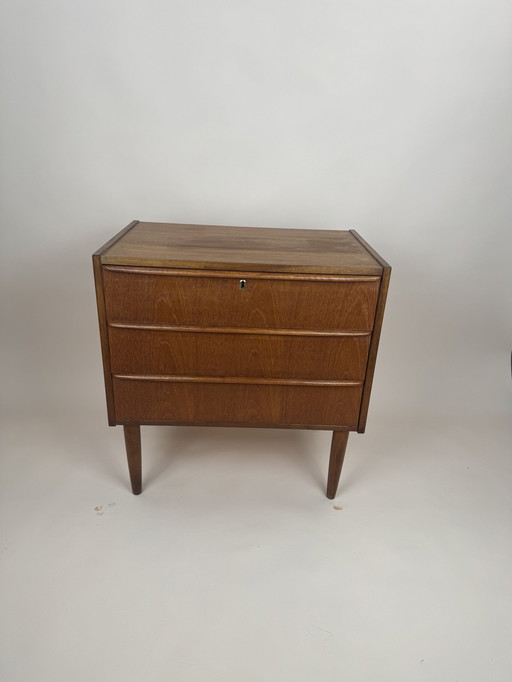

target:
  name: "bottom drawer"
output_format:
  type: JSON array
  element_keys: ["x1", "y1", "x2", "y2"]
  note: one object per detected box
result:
[{"x1": 113, "y1": 377, "x2": 363, "y2": 428}]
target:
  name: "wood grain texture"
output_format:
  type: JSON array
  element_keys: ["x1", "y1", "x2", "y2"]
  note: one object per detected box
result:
[
  {"x1": 92, "y1": 255, "x2": 116, "y2": 425},
  {"x1": 113, "y1": 378, "x2": 363, "y2": 427},
  {"x1": 100, "y1": 222, "x2": 384, "y2": 274},
  {"x1": 326, "y1": 430, "x2": 349, "y2": 499},
  {"x1": 109, "y1": 327, "x2": 371, "y2": 381},
  {"x1": 103, "y1": 267, "x2": 380, "y2": 332}
]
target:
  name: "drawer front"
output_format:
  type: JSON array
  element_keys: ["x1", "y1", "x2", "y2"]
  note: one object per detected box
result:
[
  {"x1": 113, "y1": 377, "x2": 363, "y2": 427},
  {"x1": 109, "y1": 327, "x2": 371, "y2": 381},
  {"x1": 103, "y1": 267, "x2": 380, "y2": 331}
]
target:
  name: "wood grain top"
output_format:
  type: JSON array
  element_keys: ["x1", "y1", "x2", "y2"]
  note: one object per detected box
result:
[{"x1": 97, "y1": 221, "x2": 385, "y2": 275}]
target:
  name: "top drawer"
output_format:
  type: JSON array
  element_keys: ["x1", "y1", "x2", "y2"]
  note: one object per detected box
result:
[{"x1": 103, "y1": 267, "x2": 380, "y2": 331}]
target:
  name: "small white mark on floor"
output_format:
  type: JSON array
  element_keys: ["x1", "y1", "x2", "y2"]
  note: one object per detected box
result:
[{"x1": 307, "y1": 623, "x2": 334, "y2": 652}]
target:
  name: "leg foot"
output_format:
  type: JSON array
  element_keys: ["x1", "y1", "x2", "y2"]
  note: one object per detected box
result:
[
  {"x1": 123, "y1": 425, "x2": 142, "y2": 495},
  {"x1": 326, "y1": 430, "x2": 349, "y2": 499}
]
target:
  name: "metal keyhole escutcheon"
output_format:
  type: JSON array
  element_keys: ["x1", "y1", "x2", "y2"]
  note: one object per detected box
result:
[{"x1": 239, "y1": 279, "x2": 246, "y2": 290}]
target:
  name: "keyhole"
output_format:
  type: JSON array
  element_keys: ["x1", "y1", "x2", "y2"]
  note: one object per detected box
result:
[{"x1": 239, "y1": 279, "x2": 246, "y2": 290}]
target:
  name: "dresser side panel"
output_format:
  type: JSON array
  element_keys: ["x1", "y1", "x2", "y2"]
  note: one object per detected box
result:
[
  {"x1": 357, "y1": 266, "x2": 391, "y2": 432},
  {"x1": 92, "y1": 257, "x2": 116, "y2": 425}
]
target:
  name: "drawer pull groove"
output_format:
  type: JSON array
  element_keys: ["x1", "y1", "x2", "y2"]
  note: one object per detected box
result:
[
  {"x1": 113, "y1": 374, "x2": 363, "y2": 387},
  {"x1": 108, "y1": 322, "x2": 372, "y2": 338},
  {"x1": 104, "y1": 265, "x2": 380, "y2": 283}
]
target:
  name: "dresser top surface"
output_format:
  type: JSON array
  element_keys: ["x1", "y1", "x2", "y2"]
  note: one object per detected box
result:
[{"x1": 96, "y1": 221, "x2": 388, "y2": 275}]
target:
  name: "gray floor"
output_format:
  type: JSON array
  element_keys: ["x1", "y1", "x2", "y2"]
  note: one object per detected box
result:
[{"x1": 1, "y1": 406, "x2": 510, "y2": 681}]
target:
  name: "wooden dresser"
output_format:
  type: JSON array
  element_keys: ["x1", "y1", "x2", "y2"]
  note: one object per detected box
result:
[{"x1": 93, "y1": 221, "x2": 390, "y2": 498}]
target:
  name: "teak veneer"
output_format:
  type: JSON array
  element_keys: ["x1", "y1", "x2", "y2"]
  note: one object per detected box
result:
[{"x1": 93, "y1": 221, "x2": 391, "y2": 499}]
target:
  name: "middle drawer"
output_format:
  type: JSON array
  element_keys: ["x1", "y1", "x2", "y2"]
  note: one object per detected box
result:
[{"x1": 109, "y1": 327, "x2": 371, "y2": 381}]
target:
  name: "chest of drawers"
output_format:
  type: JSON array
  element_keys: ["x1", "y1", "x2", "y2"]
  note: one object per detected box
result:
[{"x1": 93, "y1": 221, "x2": 390, "y2": 498}]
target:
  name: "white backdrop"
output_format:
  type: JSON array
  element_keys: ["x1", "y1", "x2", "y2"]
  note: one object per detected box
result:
[
  {"x1": 1, "y1": 0, "x2": 511, "y2": 421},
  {"x1": 1, "y1": 3, "x2": 512, "y2": 681}
]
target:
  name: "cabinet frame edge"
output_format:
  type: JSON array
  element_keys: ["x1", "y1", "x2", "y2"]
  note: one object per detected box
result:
[
  {"x1": 357, "y1": 266, "x2": 391, "y2": 433},
  {"x1": 92, "y1": 220, "x2": 139, "y2": 425},
  {"x1": 92, "y1": 255, "x2": 116, "y2": 425},
  {"x1": 93, "y1": 219, "x2": 140, "y2": 259},
  {"x1": 349, "y1": 230, "x2": 391, "y2": 433}
]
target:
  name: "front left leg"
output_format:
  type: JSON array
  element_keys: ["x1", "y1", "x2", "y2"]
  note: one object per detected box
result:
[{"x1": 123, "y1": 424, "x2": 142, "y2": 495}]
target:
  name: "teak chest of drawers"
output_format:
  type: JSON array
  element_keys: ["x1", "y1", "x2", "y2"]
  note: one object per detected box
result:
[{"x1": 93, "y1": 221, "x2": 390, "y2": 498}]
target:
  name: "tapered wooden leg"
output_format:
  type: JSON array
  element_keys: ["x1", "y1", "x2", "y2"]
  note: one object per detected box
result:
[
  {"x1": 326, "y1": 430, "x2": 349, "y2": 499},
  {"x1": 123, "y1": 425, "x2": 142, "y2": 495}
]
